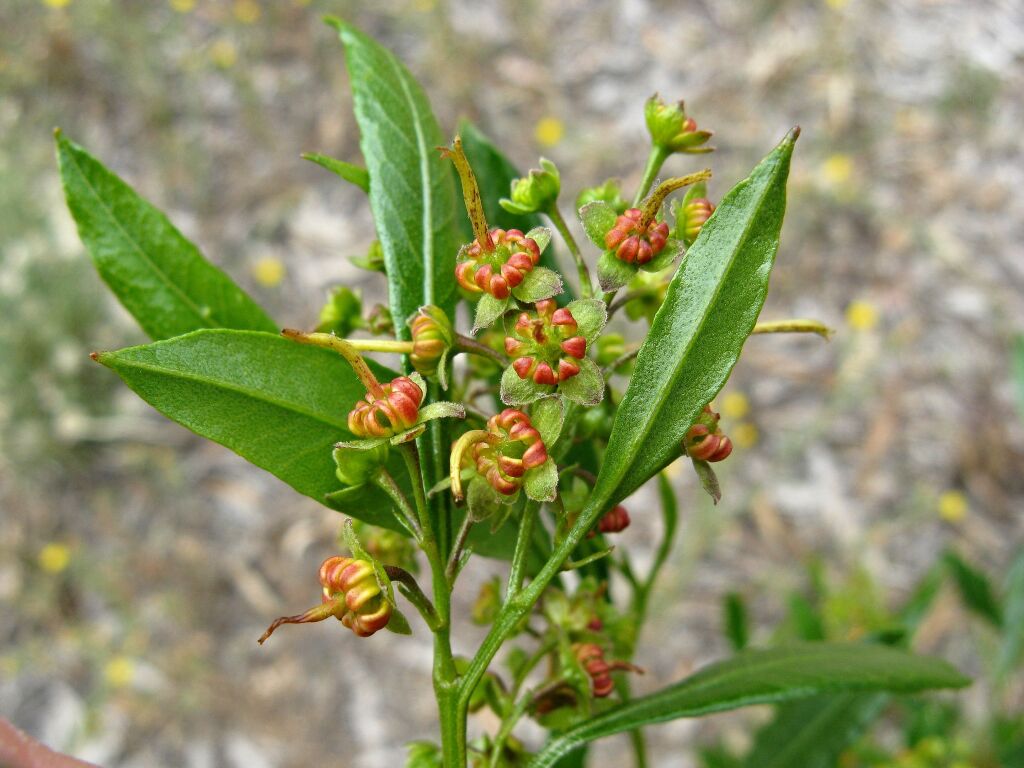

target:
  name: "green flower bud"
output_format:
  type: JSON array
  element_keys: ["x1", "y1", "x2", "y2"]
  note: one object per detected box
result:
[
  {"x1": 409, "y1": 305, "x2": 454, "y2": 380},
  {"x1": 576, "y1": 179, "x2": 627, "y2": 215},
  {"x1": 644, "y1": 94, "x2": 714, "y2": 155},
  {"x1": 351, "y1": 239, "x2": 385, "y2": 272},
  {"x1": 365, "y1": 303, "x2": 394, "y2": 336},
  {"x1": 316, "y1": 286, "x2": 363, "y2": 337},
  {"x1": 500, "y1": 158, "x2": 560, "y2": 215}
]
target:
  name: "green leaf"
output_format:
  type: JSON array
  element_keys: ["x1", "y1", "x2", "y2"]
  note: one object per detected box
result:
[
  {"x1": 531, "y1": 396, "x2": 565, "y2": 446},
  {"x1": 566, "y1": 299, "x2": 607, "y2": 345},
  {"x1": 324, "y1": 480, "x2": 414, "y2": 533},
  {"x1": 474, "y1": 294, "x2": 511, "y2": 332},
  {"x1": 591, "y1": 130, "x2": 798, "y2": 509},
  {"x1": 997, "y1": 549, "x2": 1024, "y2": 678},
  {"x1": 723, "y1": 592, "x2": 749, "y2": 651},
  {"x1": 500, "y1": 365, "x2": 548, "y2": 406},
  {"x1": 692, "y1": 459, "x2": 722, "y2": 504},
  {"x1": 457, "y1": 121, "x2": 568, "y2": 289},
  {"x1": 741, "y1": 693, "x2": 888, "y2": 768},
  {"x1": 596, "y1": 250, "x2": 635, "y2": 292},
  {"x1": 945, "y1": 551, "x2": 1003, "y2": 628},
  {"x1": 386, "y1": 607, "x2": 413, "y2": 635},
  {"x1": 558, "y1": 357, "x2": 604, "y2": 407},
  {"x1": 526, "y1": 226, "x2": 553, "y2": 254},
  {"x1": 513, "y1": 266, "x2": 564, "y2": 304},
  {"x1": 525, "y1": 457, "x2": 558, "y2": 502},
  {"x1": 55, "y1": 131, "x2": 276, "y2": 341},
  {"x1": 302, "y1": 152, "x2": 370, "y2": 193},
  {"x1": 93, "y1": 329, "x2": 399, "y2": 511},
  {"x1": 332, "y1": 20, "x2": 459, "y2": 338},
  {"x1": 579, "y1": 201, "x2": 616, "y2": 247},
  {"x1": 528, "y1": 643, "x2": 969, "y2": 768}
]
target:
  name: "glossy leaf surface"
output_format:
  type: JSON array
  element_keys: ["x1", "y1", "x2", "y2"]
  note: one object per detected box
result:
[{"x1": 56, "y1": 131, "x2": 276, "y2": 341}]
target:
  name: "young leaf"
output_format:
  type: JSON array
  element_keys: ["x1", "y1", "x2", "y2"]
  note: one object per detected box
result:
[
  {"x1": 723, "y1": 592, "x2": 749, "y2": 651},
  {"x1": 331, "y1": 20, "x2": 459, "y2": 336},
  {"x1": 512, "y1": 266, "x2": 563, "y2": 304},
  {"x1": 531, "y1": 396, "x2": 565, "y2": 446},
  {"x1": 524, "y1": 457, "x2": 558, "y2": 502},
  {"x1": 997, "y1": 549, "x2": 1024, "y2": 678},
  {"x1": 741, "y1": 693, "x2": 888, "y2": 768},
  {"x1": 474, "y1": 294, "x2": 510, "y2": 332},
  {"x1": 944, "y1": 551, "x2": 1003, "y2": 628},
  {"x1": 528, "y1": 643, "x2": 968, "y2": 768},
  {"x1": 93, "y1": 329, "x2": 398, "y2": 510},
  {"x1": 302, "y1": 152, "x2": 370, "y2": 193},
  {"x1": 557, "y1": 357, "x2": 605, "y2": 407},
  {"x1": 500, "y1": 365, "x2": 546, "y2": 406},
  {"x1": 566, "y1": 299, "x2": 607, "y2": 344},
  {"x1": 692, "y1": 459, "x2": 722, "y2": 503},
  {"x1": 56, "y1": 131, "x2": 277, "y2": 341},
  {"x1": 579, "y1": 201, "x2": 616, "y2": 247},
  {"x1": 591, "y1": 130, "x2": 799, "y2": 509}
]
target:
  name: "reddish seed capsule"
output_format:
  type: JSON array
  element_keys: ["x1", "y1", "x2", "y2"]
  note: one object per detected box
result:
[
  {"x1": 347, "y1": 376, "x2": 424, "y2": 439},
  {"x1": 455, "y1": 228, "x2": 541, "y2": 299},
  {"x1": 469, "y1": 409, "x2": 548, "y2": 496},
  {"x1": 573, "y1": 643, "x2": 641, "y2": 698},
  {"x1": 605, "y1": 208, "x2": 670, "y2": 266},
  {"x1": 684, "y1": 405, "x2": 733, "y2": 462},
  {"x1": 505, "y1": 299, "x2": 589, "y2": 385}
]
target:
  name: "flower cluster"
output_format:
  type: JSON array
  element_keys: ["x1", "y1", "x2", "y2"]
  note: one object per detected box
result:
[
  {"x1": 455, "y1": 228, "x2": 541, "y2": 300},
  {"x1": 505, "y1": 299, "x2": 588, "y2": 385},
  {"x1": 469, "y1": 409, "x2": 548, "y2": 496},
  {"x1": 684, "y1": 404, "x2": 733, "y2": 463},
  {"x1": 347, "y1": 376, "x2": 423, "y2": 439},
  {"x1": 573, "y1": 643, "x2": 639, "y2": 698},
  {"x1": 258, "y1": 555, "x2": 392, "y2": 644},
  {"x1": 605, "y1": 208, "x2": 670, "y2": 266}
]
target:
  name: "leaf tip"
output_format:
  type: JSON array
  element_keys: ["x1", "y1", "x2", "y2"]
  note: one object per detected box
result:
[
  {"x1": 322, "y1": 14, "x2": 345, "y2": 31},
  {"x1": 786, "y1": 125, "x2": 801, "y2": 143}
]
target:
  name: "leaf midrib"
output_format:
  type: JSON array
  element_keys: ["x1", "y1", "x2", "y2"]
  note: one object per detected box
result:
[
  {"x1": 101, "y1": 351, "x2": 351, "y2": 431},
  {"x1": 598, "y1": 156, "x2": 780, "y2": 500},
  {"x1": 61, "y1": 140, "x2": 221, "y2": 331},
  {"x1": 536, "y1": 645, "x2": 960, "y2": 764}
]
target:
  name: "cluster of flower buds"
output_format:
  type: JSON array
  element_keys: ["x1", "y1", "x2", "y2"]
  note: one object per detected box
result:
[
  {"x1": 258, "y1": 556, "x2": 392, "y2": 644},
  {"x1": 455, "y1": 228, "x2": 541, "y2": 299},
  {"x1": 684, "y1": 404, "x2": 733, "y2": 462},
  {"x1": 573, "y1": 643, "x2": 640, "y2": 698},
  {"x1": 347, "y1": 376, "x2": 423, "y2": 439},
  {"x1": 593, "y1": 504, "x2": 631, "y2": 536},
  {"x1": 644, "y1": 94, "x2": 714, "y2": 155},
  {"x1": 604, "y1": 208, "x2": 670, "y2": 266},
  {"x1": 469, "y1": 409, "x2": 548, "y2": 495},
  {"x1": 505, "y1": 299, "x2": 588, "y2": 385},
  {"x1": 409, "y1": 305, "x2": 453, "y2": 380}
]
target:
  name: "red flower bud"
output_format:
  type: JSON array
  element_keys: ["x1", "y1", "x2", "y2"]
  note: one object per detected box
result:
[
  {"x1": 258, "y1": 556, "x2": 392, "y2": 644},
  {"x1": 455, "y1": 228, "x2": 541, "y2": 299},
  {"x1": 597, "y1": 505, "x2": 631, "y2": 536},
  {"x1": 684, "y1": 405, "x2": 733, "y2": 462},
  {"x1": 505, "y1": 299, "x2": 589, "y2": 385},
  {"x1": 573, "y1": 643, "x2": 641, "y2": 698},
  {"x1": 347, "y1": 376, "x2": 424, "y2": 439},
  {"x1": 604, "y1": 208, "x2": 670, "y2": 265}
]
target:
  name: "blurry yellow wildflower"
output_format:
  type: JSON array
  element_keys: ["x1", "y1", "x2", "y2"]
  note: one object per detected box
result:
[
  {"x1": 721, "y1": 391, "x2": 750, "y2": 420},
  {"x1": 413, "y1": 0, "x2": 437, "y2": 10},
  {"x1": 43, "y1": 0, "x2": 71, "y2": 7},
  {"x1": 845, "y1": 300, "x2": 878, "y2": 331},
  {"x1": 534, "y1": 117, "x2": 564, "y2": 147},
  {"x1": 38, "y1": 543, "x2": 71, "y2": 574},
  {"x1": 170, "y1": 0, "x2": 195, "y2": 12},
  {"x1": 253, "y1": 256, "x2": 285, "y2": 287},
  {"x1": 938, "y1": 490, "x2": 968, "y2": 523},
  {"x1": 210, "y1": 38, "x2": 238, "y2": 69},
  {"x1": 822, "y1": 153, "x2": 853, "y2": 186},
  {"x1": 104, "y1": 656, "x2": 135, "y2": 688},
  {"x1": 733, "y1": 422, "x2": 759, "y2": 449},
  {"x1": 825, "y1": 0, "x2": 848, "y2": 9},
  {"x1": 233, "y1": 0, "x2": 261, "y2": 23}
]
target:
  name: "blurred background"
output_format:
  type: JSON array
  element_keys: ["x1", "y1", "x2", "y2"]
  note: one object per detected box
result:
[{"x1": 1, "y1": 0, "x2": 1022, "y2": 766}]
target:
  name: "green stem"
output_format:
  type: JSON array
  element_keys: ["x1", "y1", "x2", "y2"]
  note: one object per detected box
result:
[
  {"x1": 752, "y1": 318, "x2": 833, "y2": 339},
  {"x1": 632, "y1": 145, "x2": 670, "y2": 207},
  {"x1": 488, "y1": 676, "x2": 566, "y2": 768},
  {"x1": 384, "y1": 565, "x2": 439, "y2": 630},
  {"x1": 446, "y1": 513, "x2": 475, "y2": 584},
  {"x1": 545, "y1": 204, "x2": 594, "y2": 299},
  {"x1": 507, "y1": 500, "x2": 540, "y2": 597},
  {"x1": 345, "y1": 338, "x2": 415, "y2": 354},
  {"x1": 400, "y1": 443, "x2": 462, "y2": 766},
  {"x1": 455, "y1": 333, "x2": 509, "y2": 366},
  {"x1": 372, "y1": 468, "x2": 422, "y2": 538}
]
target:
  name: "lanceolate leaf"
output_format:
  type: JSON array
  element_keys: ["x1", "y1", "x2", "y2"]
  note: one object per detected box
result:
[
  {"x1": 944, "y1": 551, "x2": 1003, "y2": 628},
  {"x1": 332, "y1": 20, "x2": 459, "y2": 337},
  {"x1": 592, "y1": 130, "x2": 799, "y2": 508},
  {"x1": 740, "y1": 693, "x2": 888, "y2": 768},
  {"x1": 302, "y1": 152, "x2": 370, "y2": 193},
  {"x1": 93, "y1": 330, "x2": 401, "y2": 520},
  {"x1": 528, "y1": 643, "x2": 968, "y2": 768},
  {"x1": 55, "y1": 131, "x2": 277, "y2": 341}
]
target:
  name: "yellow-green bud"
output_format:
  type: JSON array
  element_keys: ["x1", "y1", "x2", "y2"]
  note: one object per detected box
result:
[
  {"x1": 499, "y1": 158, "x2": 560, "y2": 215},
  {"x1": 409, "y1": 305, "x2": 454, "y2": 380},
  {"x1": 644, "y1": 94, "x2": 714, "y2": 155}
]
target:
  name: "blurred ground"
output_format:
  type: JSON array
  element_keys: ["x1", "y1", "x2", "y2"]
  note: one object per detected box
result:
[{"x1": 1, "y1": 0, "x2": 1022, "y2": 766}]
